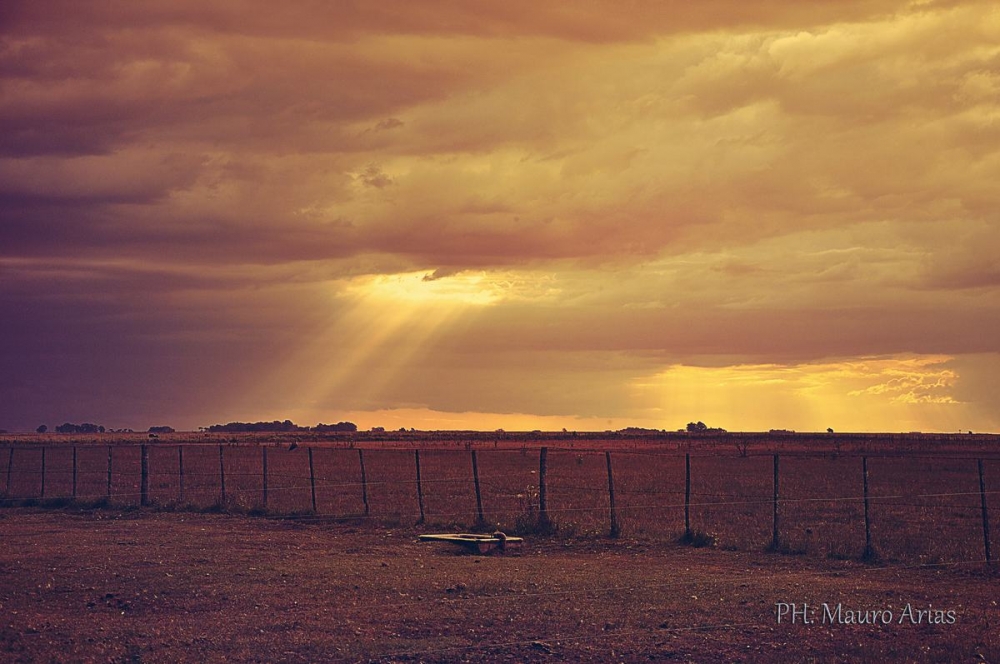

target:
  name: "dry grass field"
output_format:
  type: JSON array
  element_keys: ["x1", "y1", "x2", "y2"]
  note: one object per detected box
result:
[
  {"x1": 2, "y1": 434, "x2": 997, "y2": 565},
  {"x1": 1, "y1": 433, "x2": 998, "y2": 661},
  {"x1": 1, "y1": 509, "x2": 998, "y2": 663}
]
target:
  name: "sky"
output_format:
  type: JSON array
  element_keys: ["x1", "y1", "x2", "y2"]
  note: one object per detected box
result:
[{"x1": 1, "y1": 0, "x2": 999, "y2": 434}]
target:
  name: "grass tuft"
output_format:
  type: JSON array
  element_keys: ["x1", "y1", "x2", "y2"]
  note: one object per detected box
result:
[
  {"x1": 861, "y1": 546, "x2": 881, "y2": 564},
  {"x1": 678, "y1": 530, "x2": 716, "y2": 548}
]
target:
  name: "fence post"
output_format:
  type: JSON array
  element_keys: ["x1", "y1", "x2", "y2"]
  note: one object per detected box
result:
[
  {"x1": 471, "y1": 449, "x2": 485, "y2": 528},
  {"x1": 685, "y1": 453, "x2": 692, "y2": 540},
  {"x1": 40, "y1": 447, "x2": 46, "y2": 498},
  {"x1": 771, "y1": 454, "x2": 780, "y2": 550},
  {"x1": 414, "y1": 450, "x2": 426, "y2": 524},
  {"x1": 359, "y1": 449, "x2": 369, "y2": 516},
  {"x1": 308, "y1": 447, "x2": 317, "y2": 513},
  {"x1": 178, "y1": 446, "x2": 185, "y2": 504},
  {"x1": 262, "y1": 447, "x2": 268, "y2": 509},
  {"x1": 606, "y1": 451, "x2": 621, "y2": 538},
  {"x1": 6, "y1": 447, "x2": 13, "y2": 496},
  {"x1": 538, "y1": 447, "x2": 550, "y2": 529},
  {"x1": 140, "y1": 445, "x2": 149, "y2": 506},
  {"x1": 218, "y1": 445, "x2": 226, "y2": 506},
  {"x1": 979, "y1": 459, "x2": 992, "y2": 564},
  {"x1": 72, "y1": 447, "x2": 78, "y2": 500},
  {"x1": 107, "y1": 446, "x2": 113, "y2": 499},
  {"x1": 862, "y1": 456, "x2": 874, "y2": 560}
]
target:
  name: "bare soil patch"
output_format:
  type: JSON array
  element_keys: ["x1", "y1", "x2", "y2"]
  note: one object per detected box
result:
[{"x1": 0, "y1": 508, "x2": 997, "y2": 663}]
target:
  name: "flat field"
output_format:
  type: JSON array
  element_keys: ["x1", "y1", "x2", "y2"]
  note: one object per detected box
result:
[
  {"x1": 3, "y1": 434, "x2": 998, "y2": 564},
  {"x1": 1, "y1": 509, "x2": 998, "y2": 663},
  {"x1": 2, "y1": 434, "x2": 999, "y2": 661}
]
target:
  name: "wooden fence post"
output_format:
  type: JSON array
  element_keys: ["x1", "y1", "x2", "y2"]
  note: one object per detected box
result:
[
  {"x1": 771, "y1": 454, "x2": 780, "y2": 551},
  {"x1": 863, "y1": 456, "x2": 874, "y2": 560},
  {"x1": 5, "y1": 447, "x2": 13, "y2": 496},
  {"x1": 471, "y1": 449, "x2": 485, "y2": 527},
  {"x1": 178, "y1": 446, "x2": 185, "y2": 504},
  {"x1": 308, "y1": 447, "x2": 317, "y2": 513},
  {"x1": 40, "y1": 447, "x2": 46, "y2": 498},
  {"x1": 684, "y1": 453, "x2": 692, "y2": 540},
  {"x1": 140, "y1": 445, "x2": 149, "y2": 506},
  {"x1": 41, "y1": 447, "x2": 45, "y2": 498},
  {"x1": 414, "y1": 450, "x2": 425, "y2": 524},
  {"x1": 606, "y1": 451, "x2": 621, "y2": 538},
  {"x1": 72, "y1": 447, "x2": 78, "y2": 500},
  {"x1": 358, "y1": 449, "x2": 369, "y2": 516},
  {"x1": 538, "y1": 447, "x2": 550, "y2": 529},
  {"x1": 979, "y1": 459, "x2": 992, "y2": 565},
  {"x1": 218, "y1": 445, "x2": 226, "y2": 506},
  {"x1": 106, "y1": 446, "x2": 113, "y2": 499},
  {"x1": 262, "y1": 447, "x2": 268, "y2": 509}
]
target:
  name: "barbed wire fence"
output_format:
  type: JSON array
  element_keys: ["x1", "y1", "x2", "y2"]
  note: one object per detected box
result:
[{"x1": 0, "y1": 443, "x2": 996, "y2": 565}]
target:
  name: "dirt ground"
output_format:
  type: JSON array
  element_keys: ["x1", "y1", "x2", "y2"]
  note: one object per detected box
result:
[{"x1": 1, "y1": 508, "x2": 997, "y2": 663}]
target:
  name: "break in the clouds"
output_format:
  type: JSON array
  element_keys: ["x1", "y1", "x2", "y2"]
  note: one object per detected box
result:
[{"x1": 1, "y1": 1, "x2": 998, "y2": 433}]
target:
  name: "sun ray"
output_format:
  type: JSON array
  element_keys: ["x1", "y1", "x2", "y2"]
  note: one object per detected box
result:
[{"x1": 235, "y1": 270, "x2": 514, "y2": 423}]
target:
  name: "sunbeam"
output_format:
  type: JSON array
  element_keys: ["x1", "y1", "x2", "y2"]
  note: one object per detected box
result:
[{"x1": 234, "y1": 270, "x2": 515, "y2": 424}]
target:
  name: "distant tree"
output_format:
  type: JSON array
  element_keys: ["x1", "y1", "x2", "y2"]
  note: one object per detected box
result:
[
  {"x1": 827, "y1": 427, "x2": 834, "y2": 434},
  {"x1": 619, "y1": 427, "x2": 662, "y2": 435},
  {"x1": 311, "y1": 421, "x2": 357, "y2": 433},
  {"x1": 148, "y1": 426, "x2": 175, "y2": 434},
  {"x1": 206, "y1": 420, "x2": 307, "y2": 433},
  {"x1": 687, "y1": 421, "x2": 708, "y2": 433},
  {"x1": 55, "y1": 422, "x2": 105, "y2": 434},
  {"x1": 36, "y1": 425, "x2": 47, "y2": 434}
]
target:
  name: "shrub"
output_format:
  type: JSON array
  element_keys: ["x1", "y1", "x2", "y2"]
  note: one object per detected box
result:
[{"x1": 678, "y1": 530, "x2": 716, "y2": 548}]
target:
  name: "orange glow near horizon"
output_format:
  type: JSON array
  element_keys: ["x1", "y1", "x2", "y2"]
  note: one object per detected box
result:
[
  {"x1": 633, "y1": 355, "x2": 967, "y2": 434},
  {"x1": 236, "y1": 352, "x2": 977, "y2": 434}
]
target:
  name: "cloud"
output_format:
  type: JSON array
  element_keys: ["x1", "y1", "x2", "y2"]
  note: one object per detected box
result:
[
  {"x1": 915, "y1": 222, "x2": 1000, "y2": 290},
  {"x1": 373, "y1": 117, "x2": 404, "y2": 132},
  {"x1": 0, "y1": 151, "x2": 202, "y2": 203},
  {"x1": 0, "y1": 1, "x2": 918, "y2": 45},
  {"x1": 847, "y1": 358, "x2": 959, "y2": 404},
  {"x1": 354, "y1": 163, "x2": 394, "y2": 189},
  {"x1": 1, "y1": 1, "x2": 999, "y2": 432},
  {"x1": 4, "y1": 1, "x2": 998, "y2": 269}
]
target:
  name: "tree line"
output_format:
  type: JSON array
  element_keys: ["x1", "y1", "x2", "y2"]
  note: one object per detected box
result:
[{"x1": 203, "y1": 420, "x2": 357, "y2": 433}]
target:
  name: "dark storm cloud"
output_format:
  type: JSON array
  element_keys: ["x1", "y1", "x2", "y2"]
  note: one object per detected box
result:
[{"x1": 1, "y1": 1, "x2": 917, "y2": 43}]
